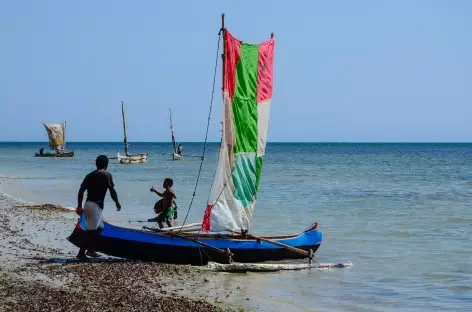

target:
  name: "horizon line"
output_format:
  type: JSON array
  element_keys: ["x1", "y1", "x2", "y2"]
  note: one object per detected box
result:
[{"x1": 0, "y1": 141, "x2": 471, "y2": 144}]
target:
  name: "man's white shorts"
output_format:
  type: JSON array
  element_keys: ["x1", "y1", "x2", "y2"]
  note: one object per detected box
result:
[{"x1": 84, "y1": 201, "x2": 104, "y2": 231}]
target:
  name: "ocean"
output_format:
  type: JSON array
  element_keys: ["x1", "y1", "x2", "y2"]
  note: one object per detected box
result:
[{"x1": 0, "y1": 142, "x2": 471, "y2": 311}]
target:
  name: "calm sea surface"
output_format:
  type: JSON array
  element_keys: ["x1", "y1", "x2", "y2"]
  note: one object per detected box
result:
[{"x1": 0, "y1": 142, "x2": 471, "y2": 311}]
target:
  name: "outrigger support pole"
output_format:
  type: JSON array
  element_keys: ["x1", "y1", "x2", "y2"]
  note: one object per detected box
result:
[
  {"x1": 245, "y1": 233, "x2": 312, "y2": 259},
  {"x1": 308, "y1": 249, "x2": 314, "y2": 265},
  {"x1": 225, "y1": 248, "x2": 233, "y2": 264}
]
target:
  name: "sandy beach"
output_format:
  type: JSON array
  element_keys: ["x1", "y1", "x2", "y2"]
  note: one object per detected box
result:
[{"x1": 0, "y1": 193, "x2": 245, "y2": 312}]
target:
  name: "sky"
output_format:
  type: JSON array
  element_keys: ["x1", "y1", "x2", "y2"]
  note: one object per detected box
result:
[{"x1": 1, "y1": 0, "x2": 471, "y2": 142}]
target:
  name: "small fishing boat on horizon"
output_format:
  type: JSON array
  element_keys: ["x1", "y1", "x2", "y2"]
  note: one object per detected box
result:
[
  {"x1": 68, "y1": 14, "x2": 322, "y2": 265},
  {"x1": 169, "y1": 108, "x2": 182, "y2": 160},
  {"x1": 34, "y1": 122, "x2": 74, "y2": 157},
  {"x1": 116, "y1": 101, "x2": 148, "y2": 164}
]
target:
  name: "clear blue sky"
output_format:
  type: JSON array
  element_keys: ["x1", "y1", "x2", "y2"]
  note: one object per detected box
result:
[{"x1": 1, "y1": 0, "x2": 471, "y2": 142}]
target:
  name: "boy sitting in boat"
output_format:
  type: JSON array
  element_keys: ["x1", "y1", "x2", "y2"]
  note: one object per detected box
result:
[{"x1": 149, "y1": 178, "x2": 177, "y2": 228}]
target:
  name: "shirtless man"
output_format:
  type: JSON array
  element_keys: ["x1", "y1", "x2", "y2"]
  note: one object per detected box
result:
[{"x1": 76, "y1": 155, "x2": 121, "y2": 261}]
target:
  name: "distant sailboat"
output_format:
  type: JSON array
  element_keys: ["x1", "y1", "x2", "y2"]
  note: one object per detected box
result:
[
  {"x1": 116, "y1": 101, "x2": 148, "y2": 164},
  {"x1": 35, "y1": 122, "x2": 74, "y2": 157},
  {"x1": 169, "y1": 108, "x2": 182, "y2": 160}
]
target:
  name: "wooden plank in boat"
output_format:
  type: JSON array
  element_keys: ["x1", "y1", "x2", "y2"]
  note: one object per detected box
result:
[{"x1": 149, "y1": 223, "x2": 202, "y2": 232}]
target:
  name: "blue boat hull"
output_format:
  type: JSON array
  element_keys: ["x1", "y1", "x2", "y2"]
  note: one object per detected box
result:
[{"x1": 68, "y1": 217, "x2": 323, "y2": 265}]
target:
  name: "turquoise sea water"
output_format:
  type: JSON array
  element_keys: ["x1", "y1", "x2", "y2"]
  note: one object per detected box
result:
[{"x1": 0, "y1": 142, "x2": 471, "y2": 311}]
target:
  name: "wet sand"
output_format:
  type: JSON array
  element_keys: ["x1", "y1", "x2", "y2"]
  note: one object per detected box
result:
[{"x1": 0, "y1": 194, "x2": 244, "y2": 312}]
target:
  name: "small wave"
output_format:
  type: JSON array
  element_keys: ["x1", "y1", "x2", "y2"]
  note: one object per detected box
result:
[
  {"x1": 382, "y1": 231, "x2": 411, "y2": 237},
  {"x1": 0, "y1": 175, "x2": 59, "y2": 181},
  {"x1": 449, "y1": 285, "x2": 472, "y2": 292},
  {"x1": 267, "y1": 296, "x2": 310, "y2": 311},
  {"x1": 455, "y1": 249, "x2": 472, "y2": 255},
  {"x1": 320, "y1": 188, "x2": 373, "y2": 198},
  {"x1": 0, "y1": 185, "x2": 35, "y2": 205},
  {"x1": 352, "y1": 209, "x2": 373, "y2": 216},
  {"x1": 0, "y1": 184, "x2": 72, "y2": 212},
  {"x1": 125, "y1": 177, "x2": 153, "y2": 182},
  {"x1": 447, "y1": 217, "x2": 472, "y2": 224},
  {"x1": 340, "y1": 303, "x2": 378, "y2": 312}
]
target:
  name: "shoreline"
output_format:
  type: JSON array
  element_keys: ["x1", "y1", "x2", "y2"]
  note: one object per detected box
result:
[{"x1": 0, "y1": 192, "x2": 245, "y2": 312}]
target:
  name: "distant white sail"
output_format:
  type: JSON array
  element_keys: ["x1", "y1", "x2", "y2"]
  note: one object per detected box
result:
[{"x1": 44, "y1": 123, "x2": 65, "y2": 150}]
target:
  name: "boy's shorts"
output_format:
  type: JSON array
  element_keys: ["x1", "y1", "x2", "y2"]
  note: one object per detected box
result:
[{"x1": 157, "y1": 206, "x2": 175, "y2": 222}]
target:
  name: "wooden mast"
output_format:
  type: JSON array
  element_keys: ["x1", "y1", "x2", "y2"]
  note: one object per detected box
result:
[
  {"x1": 169, "y1": 108, "x2": 177, "y2": 154},
  {"x1": 121, "y1": 101, "x2": 129, "y2": 156},
  {"x1": 221, "y1": 13, "x2": 225, "y2": 91}
]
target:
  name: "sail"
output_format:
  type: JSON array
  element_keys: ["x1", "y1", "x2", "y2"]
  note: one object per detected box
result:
[
  {"x1": 44, "y1": 123, "x2": 65, "y2": 150},
  {"x1": 169, "y1": 109, "x2": 177, "y2": 153},
  {"x1": 202, "y1": 30, "x2": 275, "y2": 233}
]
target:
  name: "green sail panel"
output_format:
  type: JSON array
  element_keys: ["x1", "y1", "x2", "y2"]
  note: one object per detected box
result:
[
  {"x1": 233, "y1": 43, "x2": 259, "y2": 154},
  {"x1": 202, "y1": 29, "x2": 275, "y2": 232},
  {"x1": 232, "y1": 153, "x2": 257, "y2": 207}
]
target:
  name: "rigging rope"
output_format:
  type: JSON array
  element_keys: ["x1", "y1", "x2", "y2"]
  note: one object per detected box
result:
[{"x1": 177, "y1": 29, "x2": 223, "y2": 234}]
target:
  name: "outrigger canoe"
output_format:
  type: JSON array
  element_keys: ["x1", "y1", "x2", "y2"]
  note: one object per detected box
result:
[
  {"x1": 36, "y1": 122, "x2": 74, "y2": 157},
  {"x1": 67, "y1": 216, "x2": 322, "y2": 265},
  {"x1": 117, "y1": 102, "x2": 148, "y2": 164},
  {"x1": 35, "y1": 151, "x2": 75, "y2": 157}
]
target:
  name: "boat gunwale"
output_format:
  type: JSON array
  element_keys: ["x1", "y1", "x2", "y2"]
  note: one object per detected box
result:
[
  {"x1": 122, "y1": 152, "x2": 148, "y2": 157},
  {"x1": 117, "y1": 152, "x2": 148, "y2": 158},
  {"x1": 105, "y1": 220, "x2": 318, "y2": 242},
  {"x1": 34, "y1": 151, "x2": 75, "y2": 157}
]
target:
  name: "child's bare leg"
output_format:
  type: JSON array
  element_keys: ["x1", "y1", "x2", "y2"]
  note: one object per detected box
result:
[
  {"x1": 158, "y1": 221, "x2": 164, "y2": 229},
  {"x1": 166, "y1": 218, "x2": 172, "y2": 227}
]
